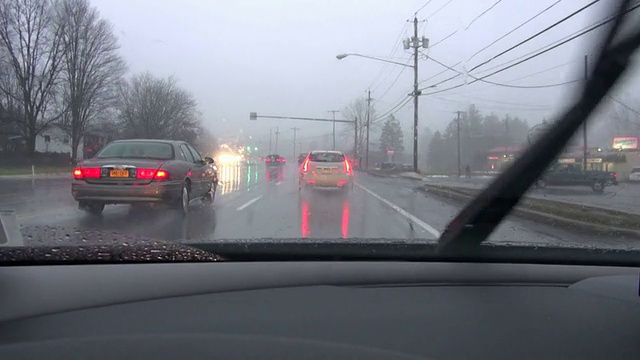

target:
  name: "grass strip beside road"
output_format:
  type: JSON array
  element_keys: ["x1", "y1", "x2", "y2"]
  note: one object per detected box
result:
[
  {"x1": 421, "y1": 184, "x2": 640, "y2": 238},
  {"x1": 0, "y1": 166, "x2": 73, "y2": 176}
]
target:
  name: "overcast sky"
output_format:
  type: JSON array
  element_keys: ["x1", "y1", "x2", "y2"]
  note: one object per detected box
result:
[{"x1": 90, "y1": 0, "x2": 640, "y2": 152}]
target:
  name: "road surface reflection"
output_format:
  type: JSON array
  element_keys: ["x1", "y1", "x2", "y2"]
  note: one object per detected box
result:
[{"x1": 299, "y1": 189, "x2": 350, "y2": 238}]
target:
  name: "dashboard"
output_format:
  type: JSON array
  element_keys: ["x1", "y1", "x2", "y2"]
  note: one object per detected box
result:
[{"x1": 0, "y1": 261, "x2": 639, "y2": 359}]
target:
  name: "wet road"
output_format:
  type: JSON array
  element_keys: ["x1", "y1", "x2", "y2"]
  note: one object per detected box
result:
[
  {"x1": 0, "y1": 163, "x2": 638, "y2": 249},
  {"x1": 424, "y1": 175, "x2": 640, "y2": 214}
]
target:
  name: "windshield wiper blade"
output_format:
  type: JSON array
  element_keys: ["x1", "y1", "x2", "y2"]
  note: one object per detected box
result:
[{"x1": 437, "y1": 0, "x2": 640, "y2": 253}]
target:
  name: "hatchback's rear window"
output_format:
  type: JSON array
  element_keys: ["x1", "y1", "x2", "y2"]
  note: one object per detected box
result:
[
  {"x1": 631, "y1": 168, "x2": 640, "y2": 173},
  {"x1": 309, "y1": 152, "x2": 344, "y2": 162},
  {"x1": 96, "y1": 142, "x2": 174, "y2": 160}
]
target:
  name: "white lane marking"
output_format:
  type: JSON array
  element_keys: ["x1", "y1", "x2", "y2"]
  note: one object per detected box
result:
[
  {"x1": 355, "y1": 182, "x2": 441, "y2": 238},
  {"x1": 236, "y1": 196, "x2": 263, "y2": 211},
  {"x1": 276, "y1": 181, "x2": 282, "y2": 186}
]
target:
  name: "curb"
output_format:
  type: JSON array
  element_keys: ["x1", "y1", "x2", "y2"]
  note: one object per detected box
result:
[{"x1": 420, "y1": 184, "x2": 640, "y2": 239}]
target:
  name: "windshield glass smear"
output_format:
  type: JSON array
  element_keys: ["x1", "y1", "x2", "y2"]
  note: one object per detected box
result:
[{"x1": 1, "y1": 0, "x2": 640, "y2": 261}]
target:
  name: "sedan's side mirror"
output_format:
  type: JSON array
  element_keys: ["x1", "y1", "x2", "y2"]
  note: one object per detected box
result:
[{"x1": 204, "y1": 157, "x2": 214, "y2": 164}]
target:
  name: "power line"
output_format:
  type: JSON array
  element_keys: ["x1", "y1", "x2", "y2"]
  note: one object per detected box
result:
[
  {"x1": 418, "y1": 1, "x2": 640, "y2": 94},
  {"x1": 428, "y1": 56, "x2": 581, "y2": 89},
  {"x1": 425, "y1": 0, "x2": 456, "y2": 20},
  {"x1": 372, "y1": 96, "x2": 413, "y2": 121},
  {"x1": 473, "y1": 10, "x2": 617, "y2": 76},
  {"x1": 367, "y1": 23, "x2": 408, "y2": 90},
  {"x1": 465, "y1": 0, "x2": 503, "y2": 30},
  {"x1": 445, "y1": 93, "x2": 555, "y2": 108},
  {"x1": 609, "y1": 95, "x2": 640, "y2": 115},
  {"x1": 468, "y1": 0, "x2": 564, "y2": 61},
  {"x1": 468, "y1": 0, "x2": 601, "y2": 74},
  {"x1": 375, "y1": 66, "x2": 408, "y2": 102},
  {"x1": 427, "y1": 0, "x2": 596, "y2": 90},
  {"x1": 415, "y1": 0, "x2": 437, "y2": 15},
  {"x1": 500, "y1": 59, "x2": 577, "y2": 83},
  {"x1": 430, "y1": 30, "x2": 458, "y2": 48}
]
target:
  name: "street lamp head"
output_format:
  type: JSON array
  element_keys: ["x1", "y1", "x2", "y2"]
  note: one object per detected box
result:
[{"x1": 336, "y1": 54, "x2": 349, "y2": 60}]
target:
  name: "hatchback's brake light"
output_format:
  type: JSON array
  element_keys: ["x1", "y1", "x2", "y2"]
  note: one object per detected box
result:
[
  {"x1": 613, "y1": 173, "x2": 618, "y2": 179},
  {"x1": 302, "y1": 156, "x2": 310, "y2": 173},
  {"x1": 73, "y1": 167, "x2": 101, "y2": 179},
  {"x1": 344, "y1": 158, "x2": 352, "y2": 174}
]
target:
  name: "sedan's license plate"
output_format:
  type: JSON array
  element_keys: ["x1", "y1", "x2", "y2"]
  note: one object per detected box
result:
[{"x1": 109, "y1": 169, "x2": 129, "y2": 178}]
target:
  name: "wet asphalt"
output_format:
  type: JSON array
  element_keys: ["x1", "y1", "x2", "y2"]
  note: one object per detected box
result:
[{"x1": 1, "y1": 163, "x2": 639, "y2": 249}]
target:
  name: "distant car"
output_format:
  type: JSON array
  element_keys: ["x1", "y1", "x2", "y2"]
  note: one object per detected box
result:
[
  {"x1": 629, "y1": 167, "x2": 640, "y2": 181},
  {"x1": 71, "y1": 139, "x2": 217, "y2": 215},
  {"x1": 299, "y1": 150, "x2": 353, "y2": 191},
  {"x1": 264, "y1": 154, "x2": 286, "y2": 167}
]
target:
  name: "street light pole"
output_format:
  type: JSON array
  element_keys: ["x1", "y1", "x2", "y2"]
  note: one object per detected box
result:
[
  {"x1": 412, "y1": 16, "x2": 419, "y2": 173},
  {"x1": 583, "y1": 54, "x2": 588, "y2": 171},
  {"x1": 365, "y1": 89, "x2": 372, "y2": 168},
  {"x1": 338, "y1": 24, "x2": 427, "y2": 173}
]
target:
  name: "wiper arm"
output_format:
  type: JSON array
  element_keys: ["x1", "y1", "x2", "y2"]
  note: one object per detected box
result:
[{"x1": 437, "y1": 0, "x2": 640, "y2": 253}]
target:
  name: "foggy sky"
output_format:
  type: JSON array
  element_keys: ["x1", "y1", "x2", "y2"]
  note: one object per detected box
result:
[{"x1": 90, "y1": 0, "x2": 640, "y2": 151}]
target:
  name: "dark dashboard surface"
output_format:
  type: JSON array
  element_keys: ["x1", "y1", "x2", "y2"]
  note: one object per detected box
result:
[{"x1": 0, "y1": 261, "x2": 639, "y2": 359}]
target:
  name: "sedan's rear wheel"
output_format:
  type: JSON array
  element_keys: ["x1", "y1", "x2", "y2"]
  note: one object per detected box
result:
[
  {"x1": 80, "y1": 201, "x2": 104, "y2": 215},
  {"x1": 203, "y1": 182, "x2": 216, "y2": 204},
  {"x1": 174, "y1": 184, "x2": 190, "y2": 215}
]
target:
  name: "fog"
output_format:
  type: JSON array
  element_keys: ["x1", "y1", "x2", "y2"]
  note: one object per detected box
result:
[{"x1": 90, "y1": 0, "x2": 640, "y2": 152}]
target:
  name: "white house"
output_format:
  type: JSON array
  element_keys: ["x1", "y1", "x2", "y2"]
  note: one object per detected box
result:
[{"x1": 35, "y1": 124, "x2": 83, "y2": 161}]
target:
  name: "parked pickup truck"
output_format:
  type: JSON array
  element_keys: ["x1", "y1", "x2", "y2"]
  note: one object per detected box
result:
[{"x1": 535, "y1": 163, "x2": 618, "y2": 193}]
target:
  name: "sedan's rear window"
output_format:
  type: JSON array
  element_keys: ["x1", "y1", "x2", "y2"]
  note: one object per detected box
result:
[
  {"x1": 309, "y1": 152, "x2": 344, "y2": 162},
  {"x1": 632, "y1": 168, "x2": 640, "y2": 173},
  {"x1": 96, "y1": 142, "x2": 174, "y2": 160}
]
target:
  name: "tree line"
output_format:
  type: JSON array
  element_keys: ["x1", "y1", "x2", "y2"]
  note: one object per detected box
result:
[
  {"x1": 426, "y1": 104, "x2": 530, "y2": 173},
  {"x1": 0, "y1": 0, "x2": 210, "y2": 160}
]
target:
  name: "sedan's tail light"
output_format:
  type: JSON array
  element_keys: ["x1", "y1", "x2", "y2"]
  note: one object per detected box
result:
[
  {"x1": 613, "y1": 173, "x2": 618, "y2": 179},
  {"x1": 136, "y1": 168, "x2": 169, "y2": 180},
  {"x1": 73, "y1": 167, "x2": 101, "y2": 180},
  {"x1": 265, "y1": 158, "x2": 271, "y2": 162}
]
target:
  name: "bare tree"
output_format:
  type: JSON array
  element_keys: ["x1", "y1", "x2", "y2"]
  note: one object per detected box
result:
[
  {"x1": 56, "y1": 0, "x2": 125, "y2": 161},
  {"x1": 340, "y1": 97, "x2": 378, "y2": 156},
  {"x1": 117, "y1": 72, "x2": 201, "y2": 143},
  {"x1": 0, "y1": 0, "x2": 64, "y2": 155}
]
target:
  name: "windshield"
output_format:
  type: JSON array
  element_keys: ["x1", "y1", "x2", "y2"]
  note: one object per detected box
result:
[
  {"x1": 95, "y1": 142, "x2": 174, "y2": 160},
  {"x1": 2, "y1": 0, "x2": 640, "y2": 263},
  {"x1": 309, "y1": 152, "x2": 345, "y2": 162}
]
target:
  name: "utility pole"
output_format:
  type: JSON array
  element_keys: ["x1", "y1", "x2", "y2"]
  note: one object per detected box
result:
[
  {"x1": 329, "y1": 110, "x2": 339, "y2": 150},
  {"x1": 455, "y1": 111, "x2": 463, "y2": 177},
  {"x1": 505, "y1": 115, "x2": 510, "y2": 156},
  {"x1": 583, "y1": 55, "x2": 588, "y2": 171},
  {"x1": 291, "y1": 127, "x2": 300, "y2": 160},
  {"x1": 275, "y1": 126, "x2": 280, "y2": 153},
  {"x1": 365, "y1": 89, "x2": 372, "y2": 168},
  {"x1": 412, "y1": 16, "x2": 420, "y2": 173},
  {"x1": 269, "y1": 128, "x2": 273, "y2": 153},
  {"x1": 354, "y1": 116, "x2": 358, "y2": 166}
]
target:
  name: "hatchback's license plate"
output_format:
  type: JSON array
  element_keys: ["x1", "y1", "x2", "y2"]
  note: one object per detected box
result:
[{"x1": 109, "y1": 169, "x2": 129, "y2": 178}]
